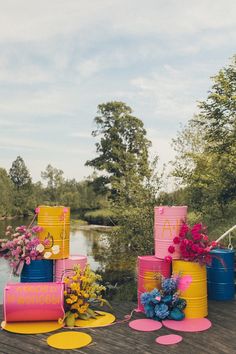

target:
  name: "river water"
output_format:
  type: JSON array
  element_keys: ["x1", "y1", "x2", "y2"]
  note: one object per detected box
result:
[{"x1": 0, "y1": 218, "x2": 136, "y2": 303}]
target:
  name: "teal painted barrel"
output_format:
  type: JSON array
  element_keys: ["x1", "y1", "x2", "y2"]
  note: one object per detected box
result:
[
  {"x1": 20, "y1": 259, "x2": 53, "y2": 283},
  {"x1": 207, "y1": 249, "x2": 235, "y2": 301}
]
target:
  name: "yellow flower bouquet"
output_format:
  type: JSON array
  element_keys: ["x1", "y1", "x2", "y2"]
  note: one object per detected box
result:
[{"x1": 62, "y1": 264, "x2": 110, "y2": 327}]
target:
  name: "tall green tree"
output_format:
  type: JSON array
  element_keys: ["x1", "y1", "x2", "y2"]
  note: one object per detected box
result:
[
  {"x1": 9, "y1": 156, "x2": 33, "y2": 215},
  {"x1": 86, "y1": 101, "x2": 152, "y2": 202},
  {"x1": 0, "y1": 168, "x2": 14, "y2": 216},
  {"x1": 9, "y1": 156, "x2": 31, "y2": 190},
  {"x1": 87, "y1": 101, "x2": 161, "y2": 256},
  {"x1": 172, "y1": 55, "x2": 236, "y2": 218},
  {"x1": 41, "y1": 164, "x2": 65, "y2": 203}
]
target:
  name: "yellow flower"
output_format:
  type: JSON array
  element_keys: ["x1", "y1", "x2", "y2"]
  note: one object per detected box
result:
[
  {"x1": 79, "y1": 304, "x2": 89, "y2": 314},
  {"x1": 58, "y1": 318, "x2": 64, "y2": 324},
  {"x1": 66, "y1": 298, "x2": 73, "y2": 304},
  {"x1": 69, "y1": 294, "x2": 78, "y2": 303}
]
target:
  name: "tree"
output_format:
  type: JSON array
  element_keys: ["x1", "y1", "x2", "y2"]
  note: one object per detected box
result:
[
  {"x1": 0, "y1": 168, "x2": 14, "y2": 216},
  {"x1": 86, "y1": 101, "x2": 152, "y2": 202},
  {"x1": 172, "y1": 55, "x2": 236, "y2": 218},
  {"x1": 9, "y1": 156, "x2": 32, "y2": 190},
  {"x1": 41, "y1": 164, "x2": 65, "y2": 202},
  {"x1": 87, "y1": 101, "x2": 162, "y2": 256},
  {"x1": 9, "y1": 156, "x2": 33, "y2": 215}
]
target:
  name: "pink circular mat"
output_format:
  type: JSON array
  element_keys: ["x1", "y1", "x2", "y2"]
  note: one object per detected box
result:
[
  {"x1": 162, "y1": 318, "x2": 212, "y2": 332},
  {"x1": 129, "y1": 319, "x2": 162, "y2": 332},
  {"x1": 156, "y1": 334, "x2": 183, "y2": 345}
]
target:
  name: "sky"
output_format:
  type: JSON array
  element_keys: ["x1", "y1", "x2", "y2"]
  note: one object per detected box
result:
[{"x1": 0, "y1": 0, "x2": 235, "y2": 186}]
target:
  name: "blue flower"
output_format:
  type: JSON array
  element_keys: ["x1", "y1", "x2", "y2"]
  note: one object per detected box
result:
[
  {"x1": 162, "y1": 278, "x2": 177, "y2": 294},
  {"x1": 154, "y1": 303, "x2": 169, "y2": 320},
  {"x1": 144, "y1": 303, "x2": 155, "y2": 318},
  {"x1": 149, "y1": 288, "x2": 161, "y2": 304},
  {"x1": 161, "y1": 294, "x2": 173, "y2": 304},
  {"x1": 140, "y1": 292, "x2": 152, "y2": 305}
]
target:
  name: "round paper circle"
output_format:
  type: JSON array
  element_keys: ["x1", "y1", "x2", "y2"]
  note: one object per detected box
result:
[
  {"x1": 47, "y1": 331, "x2": 92, "y2": 350},
  {"x1": 162, "y1": 318, "x2": 212, "y2": 332},
  {"x1": 1, "y1": 321, "x2": 63, "y2": 334},
  {"x1": 129, "y1": 319, "x2": 162, "y2": 331},
  {"x1": 156, "y1": 334, "x2": 183, "y2": 345},
  {"x1": 75, "y1": 311, "x2": 116, "y2": 328}
]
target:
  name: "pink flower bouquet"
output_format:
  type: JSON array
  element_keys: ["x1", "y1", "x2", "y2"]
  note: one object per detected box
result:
[
  {"x1": 165, "y1": 223, "x2": 218, "y2": 265},
  {"x1": 0, "y1": 225, "x2": 50, "y2": 275}
]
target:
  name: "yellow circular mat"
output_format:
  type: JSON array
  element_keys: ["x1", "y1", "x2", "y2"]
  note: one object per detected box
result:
[
  {"x1": 75, "y1": 311, "x2": 116, "y2": 328},
  {"x1": 1, "y1": 321, "x2": 63, "y2": 334},
  {"x1": 47, "y1": 331, "x2": 92, "y2": 349}
]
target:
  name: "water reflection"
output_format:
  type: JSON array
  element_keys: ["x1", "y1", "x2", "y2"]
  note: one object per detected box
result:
[{"x1": 0, "y1": 219, "x2": 137, "y2": 303}]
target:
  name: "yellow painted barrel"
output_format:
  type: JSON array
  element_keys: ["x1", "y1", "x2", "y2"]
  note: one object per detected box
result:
[
  {"x1": 173, "y1": 260, "x2": 207, "y2": 318},
  {"x1": 37, "y1": 205, "x2": 70, "y2": 259}
]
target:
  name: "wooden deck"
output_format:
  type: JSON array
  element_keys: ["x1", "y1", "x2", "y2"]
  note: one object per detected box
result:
[{"x1": 0, "y1": 299, "x2": 235, "y2": 354}]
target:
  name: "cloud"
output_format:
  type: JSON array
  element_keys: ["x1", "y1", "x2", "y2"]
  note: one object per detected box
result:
[{"x1": 69, "y1": 132, "x2": 92, "y2": 139}]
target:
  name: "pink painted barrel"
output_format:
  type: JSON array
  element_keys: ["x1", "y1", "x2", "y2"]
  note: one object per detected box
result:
[
  {"x1": 137, "y1": 255, "x2": 171, "y2": 312},
  {"x1": 4, "y1": 282, "x2": 64, "y2": 322},
  {"x1": 55, "y1": 255, "x2": 88, "y2": 282},
  {"x1": 154, "y1": 206, "x2": 187, "y2": 259}
]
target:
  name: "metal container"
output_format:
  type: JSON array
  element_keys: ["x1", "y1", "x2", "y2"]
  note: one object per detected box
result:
[
  {"x1": 154, "y1": 206, "x2": 187, "y2": 259},
  {"x1": 37, "y1": 205, "x2": 70, "y2": 259},
  {"x1": 207, "y1": 248, "x2": 235, "y2": 301},
  {"x1": 173, "y1": 260, "x2": 208, "y2": 318},
  {"x1": 55, "y1": 255, "x2": 88, "y2": 282},
  {"x1": 137, "y1": 255, "x2": 171, "y2": 312},
  {"x1": 4, "y1": 282, "x2": 64, "y2": 322},
  {"x1": 20, "y1": 259, "x2": 53, "y2": 283}
]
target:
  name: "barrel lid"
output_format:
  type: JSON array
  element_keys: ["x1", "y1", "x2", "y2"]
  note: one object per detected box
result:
[{"x1": 210, "y1": 248, "x2": 235, "y2": 254}]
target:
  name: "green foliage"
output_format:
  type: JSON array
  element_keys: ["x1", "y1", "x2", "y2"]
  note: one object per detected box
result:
[
  {"x1": 0, "y1": 168, "x2": 14, "y2": 217},
  {"x1": 172, "y1": 55, "x2": 236, "y2": 219},
  {"x1": 41, "y1": 164, "x2": 65, "y2": 202},
  {"x1": 9, "y1": 156, "x2": 33, "y2": 216},
  {"x1": 9, "y1": 156, "x2": 32, "y2": 190},
  {"x1": 86, "y1": 101, "x2": 152, "y2": 200},
  {"x1": 87, "y1": 101, "x2": 162, "y2": 255}
]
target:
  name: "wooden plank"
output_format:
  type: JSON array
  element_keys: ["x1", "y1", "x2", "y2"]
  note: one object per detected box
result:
[{"x1": 0, "y1": 300, "x2": 235, "y2": 353}]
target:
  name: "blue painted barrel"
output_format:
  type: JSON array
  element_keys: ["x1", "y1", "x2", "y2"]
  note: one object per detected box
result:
[
  {"x1": 20, "y1": 259, "x2": 53, "y2": 283},
  {"x1": 207, "y1": 248, "x2": 235, "y2": 301}
]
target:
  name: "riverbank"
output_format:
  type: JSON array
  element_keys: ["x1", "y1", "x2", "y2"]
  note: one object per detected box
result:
[{"x1": 71, "y1": 222, "x2": 114, "y2": 232}]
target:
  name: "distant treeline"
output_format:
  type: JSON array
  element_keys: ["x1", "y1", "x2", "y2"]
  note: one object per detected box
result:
[{"x1": 0, "y1": 158, "x2": 112, "y2": 224}]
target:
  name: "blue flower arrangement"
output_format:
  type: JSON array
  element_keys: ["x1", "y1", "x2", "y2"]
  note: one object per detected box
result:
[{"x1": 140, "y1": 275, "x2": 187, "y2": 321}]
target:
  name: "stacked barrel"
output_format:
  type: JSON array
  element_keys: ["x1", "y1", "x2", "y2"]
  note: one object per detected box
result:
[
  {"x1": 4, "y1": 205, "x2": 88, "y2": 323},
  {"x1": 137, "y1": 206, "x2": 186, "y2": 312},
  {"x1": 137, "y1": 205, "x2": 210, "y2": 319}
]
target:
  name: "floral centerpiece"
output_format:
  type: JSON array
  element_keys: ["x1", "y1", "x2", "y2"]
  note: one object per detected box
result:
[
  {"x1": 62, "y1": 264, "x2": 110, "y2": 327},
  {"x1": 164, "y1": 222, "x2": 218, "y2": 265},
  {"x1": 0, "y1": 224, "x2": 59, "y2": 275},
  {"x1": 141, "y1": 274, "x2": 189, "y2": 321}
]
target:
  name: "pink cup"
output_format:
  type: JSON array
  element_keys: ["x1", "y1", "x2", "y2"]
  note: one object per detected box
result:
[
  {"x1": 55, "y1": 255, "x2": 88, "y2": 282},
  {"x1": 154, "y1": 206, "x2": 187, "y2": 259},
  {"x1": 4, "y1": 282, "x2": 64, "y2": 322},
  {"x1": 137, "y1": 255, "x2": 171, "y2": 312}
]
